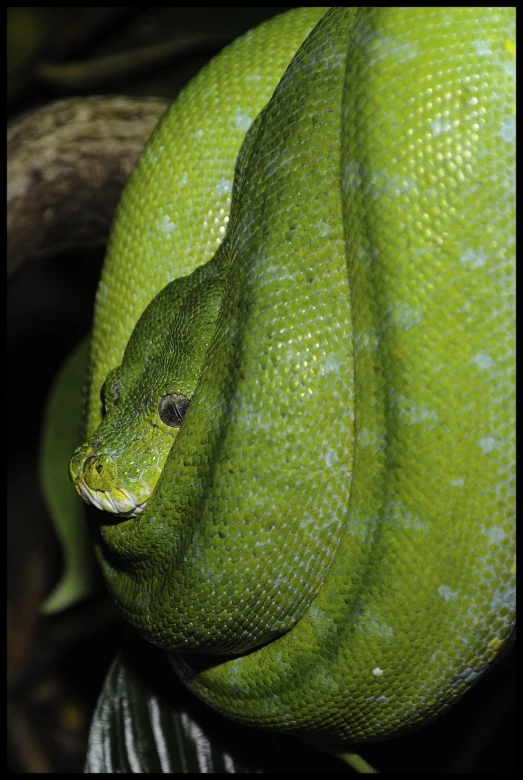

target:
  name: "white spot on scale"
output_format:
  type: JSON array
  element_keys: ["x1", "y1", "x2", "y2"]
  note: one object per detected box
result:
[
  {"x1": 430, "y1": 118, "x2": 453, "y2": 138},
  {"x1": 318, "y1": 354, "x2": 342, "y2": 376},
  {"x1": 478, "y1": 436, "x2": 496, "y2": 454},
  {"x1": 491, "y1": 583, "x2": 516, "y2": 613},
  {"x1": 374, "y1": 36, "x2": 419, "y2": 63},
  {"x1": 357, "y1": 426, "x2": 379, "y2": 449},
  {"x1": 372, "y1": 667, "x2": 384, "y2": 677},
  {"x1": 233, "y1": 110, "x2": 252, "y2": 132},
  {"x1": 474, "y1": 40, "x2": 492, "y2": 55},
  {"x1": 316, "y1": 664, "x2": 340, "y2": 691},
  {"x1": 450, "y1": 477, "x2": 465, "y2": 488},
  {"x1": 144, "y1": 145, "x2": 159, "y2": 163},
  {"x1": 438, "y1": 584, "x2": 459, "y2": 603},
  {"x1": 503, "y1": 58, "x2": 516, "y2": 79},
  {"x1": 389, "y1": 174, "x2": 417, "y2": 195},
  {"x1": 342, "y1": 159, "x2": 362, "y2": 193},
  {"x1": 392, "y1": 304, "x2": 422, "y2": 330},
  {"x1": 485, "y1": 526, "x2": 506, "y2": 545},
  {"x1": 460, "y1": 248, "x2": 487, "y2": 269},
  {"x1": 316, "y1": 219, "x2": 331, "y2": 237},
  {"x1": 390, "y1": 504, "x2": 429, "y2": 533},
  {"x1": 357, "y1": 611, "x2": 394, "y2": 639},
  {"x1": 321, "y1": 448, "x2": 338, "y2": 469},
  {"x1": 471, "y1": 352, "x2": 494, "y2": 370},
  {"x1": 500, "y1": 116, "x2": 516, "y2": 143},
  {"x1": 239, "y1": 410, "x2": 273, "y2": 433},
  {"x1": 308, "y1": 604, "x2": 331, "y2": 629},
  {"x1": 215, "y1": 179, "x2": 232, "y2": 196},
  {"x1": 400, "y1": 402, "x2": 439, "y2": 428},
  {"x1": 157, "y1": 214, "x2": 176, "y2": 235}
]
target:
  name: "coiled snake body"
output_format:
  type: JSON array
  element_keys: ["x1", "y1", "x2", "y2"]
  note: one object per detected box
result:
[{"x1": 70, "y1": 8, "x2": 515, "y2": 744}]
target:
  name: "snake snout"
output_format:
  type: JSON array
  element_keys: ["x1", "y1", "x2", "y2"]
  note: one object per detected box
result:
[
  {"x1": 82, "y1": 454, "x2": 117, "y2": 491},
  {"x1": 69, "y1": 444, "x2": 151, "y2": 517},
  {"x1": 69, "y1": 445, "x2": 117, "y2": 491}
]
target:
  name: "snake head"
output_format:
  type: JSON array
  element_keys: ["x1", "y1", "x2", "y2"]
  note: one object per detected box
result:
[
  {"x1": 70, "y1": 262, "x2": 224, "y2": 519},
  {"x1": 69, "y1": 363, "x2": 191, "y2": 518}
]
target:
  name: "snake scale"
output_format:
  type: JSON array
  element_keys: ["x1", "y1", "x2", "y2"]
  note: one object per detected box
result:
[{"x1": 69, "y1": 8, "x2": 515, "y2": 745}]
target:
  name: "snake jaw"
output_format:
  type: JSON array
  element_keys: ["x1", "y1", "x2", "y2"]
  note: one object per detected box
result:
[
  {"x1": 74, "y1": 479, "x2": 148, "y2": 518},
  {"x1": 69, "y1": 445, "x2": 158, "y2": 518},
  {"x1": 69, "y1": 436, "x2": 163, "y2": 518}
]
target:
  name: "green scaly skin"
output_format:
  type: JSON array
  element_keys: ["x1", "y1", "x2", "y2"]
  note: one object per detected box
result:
[{"x1": 70, "y1": 8, "x2": 515, "y2": 745}]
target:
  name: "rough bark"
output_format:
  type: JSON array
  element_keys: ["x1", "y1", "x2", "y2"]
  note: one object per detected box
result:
[{"x1": 7, "y1": 96, "x2": 169, "y2": 276}]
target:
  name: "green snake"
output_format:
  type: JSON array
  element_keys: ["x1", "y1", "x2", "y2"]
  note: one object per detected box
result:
[{"x1": 69, "y1": 8, "x2": 515, "y2": 745}]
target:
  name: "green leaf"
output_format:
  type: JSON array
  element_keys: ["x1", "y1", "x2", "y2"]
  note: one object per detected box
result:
[
  {"x1": 85, "y1": 639, "x2": 357, "y2": 774},
  {"x1": 40, "y1": 335, "x2": 102, "y2": 613},
  {"x1": 85, "y1": 643, "x2": 265, "y2": 773}
]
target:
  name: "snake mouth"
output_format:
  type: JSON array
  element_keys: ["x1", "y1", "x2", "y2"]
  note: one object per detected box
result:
[{"x1": 75, "y1": 480, "x2": 148, "y2": 518}]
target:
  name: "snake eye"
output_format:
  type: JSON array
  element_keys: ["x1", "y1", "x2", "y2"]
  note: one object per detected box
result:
[{"x1": 158, "y1": 393, "x2": 190, "y2": 427}]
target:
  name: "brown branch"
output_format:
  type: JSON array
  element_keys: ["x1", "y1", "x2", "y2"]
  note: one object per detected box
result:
[
  {"x1": 7, "y1": 96, "x2": 169, "y2": 277},
  {"x1": 36, "y1": 35, "x2": 232, "y2": 91}
]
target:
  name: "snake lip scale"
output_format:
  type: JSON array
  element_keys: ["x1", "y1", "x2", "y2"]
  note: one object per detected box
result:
[{"x1": 76, "y1": 482, "x2": 144, "y2": 518}]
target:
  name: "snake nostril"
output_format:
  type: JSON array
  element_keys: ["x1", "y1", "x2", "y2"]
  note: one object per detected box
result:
[{"x1": 83, "y1": 454, "x2": 117, "y2": 491}]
